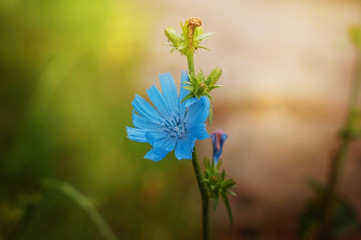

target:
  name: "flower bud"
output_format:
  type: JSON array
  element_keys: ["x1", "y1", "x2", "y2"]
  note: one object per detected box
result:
[
  {"x1": 164, "y1": 27, "x2": 184, "y2": 49},
  {"x1": 211, "y1": 129, "x2": 228, "y2": 164},
  {"x1": 206, "y1": 67, "x2": 222, "y2": 86}
]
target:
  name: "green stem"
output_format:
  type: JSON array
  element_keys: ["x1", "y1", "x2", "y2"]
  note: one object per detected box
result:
[
  {"x1": 318, "y1": 50, "x2": 361, "y2": 239},
  {"x1": 192, "y1": 149, "x2": 209, "y2": 240},
  {"x1": 186, "y1": 43, "x2": 209, "y2": 239},
  {"x1": 187, "y1": 53, "x2": 195, "y2": 76},
  {"x1": 43, "y1": 179, "x2": 119, "y2": 240}
]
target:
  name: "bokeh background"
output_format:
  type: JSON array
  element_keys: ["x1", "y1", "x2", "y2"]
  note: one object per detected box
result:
[{"x1": 1, "y1": 0, "x2": 361, "y2": 239}]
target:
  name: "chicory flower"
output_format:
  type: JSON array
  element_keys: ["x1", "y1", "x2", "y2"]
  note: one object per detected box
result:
[{"x1": 126, "y1": 71, "x2": 210, "y2": 161}]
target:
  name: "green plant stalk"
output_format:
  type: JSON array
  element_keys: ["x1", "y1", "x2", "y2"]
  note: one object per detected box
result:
[
  {"x1": 318, "y1": 50, "x2": 361, "y2": 239},
  {"x1": 187, "y1": 53, "x2": 195, "y2": 76},
  {"x1": 186, "y1": 45, "x2": 210, "y2": 239},
  {"x1": 43, "y1": 179, "x2": 119, "y2": 240},
  {"x1": 192, "y1": 148, "x2": 209, "y2": 240}
]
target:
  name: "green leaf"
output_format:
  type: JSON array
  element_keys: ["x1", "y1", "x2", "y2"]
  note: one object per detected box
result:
[
  {"x1": 197, "y1": 46, "x2": 211, "y2": 51},
  {"x1": 221, "y1": 170, "x2": 226, "y2": 178},
  {"x1": 195, "y1": 32, "x2": 214, "y2": 41},
  {"x1": 180, "y1": 93, "x2": 194, "y2": 103},
  {"x1": 209, "y1": 85, "x2": 223, "y2": 90},
  {"x1": 182, "y1": 81, "x2": 192, "y2": 85},
  {"x1": 227, "y1": 190, "x2": 237, "y2": 196},
  {"x1": 307, "y1": 178, "x2": 325, "y2": 196},
  {"x1": 298, "y1": 180, "x2": 361, "y2": 239},
  {"x1": 331, "y1": 199, "x2": 360, "y2": 238},
  {"x1": 209, "y1": 104, "x2": 213, "y2": 124},
  {"x1": 182, "y1": 86, "x2": 194, "y2": 91},
  {"x1": 298, "y1": 199, "x2": 320, "y2": 239},
  {"x1": 221, "y1": 193, "x2": 233, "y2": 227}
]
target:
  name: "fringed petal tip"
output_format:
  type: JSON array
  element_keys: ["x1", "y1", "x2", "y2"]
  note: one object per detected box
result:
[{"x1": 126, "y1": 127, "x2": 147, "y2": 143}]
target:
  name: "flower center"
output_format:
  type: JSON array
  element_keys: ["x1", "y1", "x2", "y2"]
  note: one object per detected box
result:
[{"x1": 163, "y1": 114, "x2": 186, "y2": 138}]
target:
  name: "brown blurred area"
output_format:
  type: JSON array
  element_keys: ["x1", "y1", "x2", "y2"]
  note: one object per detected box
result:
[{"x1": 140, "y1": 0, "x2": 361, "y2": 239}]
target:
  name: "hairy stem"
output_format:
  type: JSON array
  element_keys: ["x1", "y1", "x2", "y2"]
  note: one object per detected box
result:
[
  {"x1": 192, "y1": 149, "x2": 209, "y2": 240},
  {"x1": 318, "y1": 50, "x2": 361, "y2": 239}
]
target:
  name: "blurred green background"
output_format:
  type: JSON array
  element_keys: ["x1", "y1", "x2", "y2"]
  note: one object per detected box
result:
[{"x1": 0, "y1": 0, "x2": 201, "y2": 239}]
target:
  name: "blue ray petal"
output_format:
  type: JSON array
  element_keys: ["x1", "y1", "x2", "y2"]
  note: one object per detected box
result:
[
  {"x1": 126, "y1": 127, "x2": 147, "y2": 142},
  {"x1": 147, "y1": 84, "x2": 170, "y2": 117},
  {"x1": 145, "y1": 131, "x2": 168, "y2": 147},
  {"x1": 159, "y1": 136, "x2": 177, "y2": 151},
  {"x1": 132, "y1": 95, "x2": 163, "y2": 124},
  {"x1": 133, "y1": 110, "x2": 162, "y2": 130},
  {"x1": 144, "y1": 147, "x2": 169, "y2": 162},
  {"x1": 159, "y1": 72, "x2": 178, "y2": 114},
  {"x1": 145, "y1": 131, "x2": 176, "y2": 152},
  {"x1": 178, "y1": 71, "x2": 190, "y2": 117},
  {"x1": 174, "y1": 137, "x2": 195, "y2": 160},
  {"x1": 184, "y1": 97, "x2": 199, "y2": 108},
  {"x1": 187, "y1": 124, "x2": 209, "y2": 140},
  {"x1": 179, "y1": 71, "x2": 190, "y2": 101},
  {"x1": 185, "y1": 97, "x2": 210, "y2": 127}
]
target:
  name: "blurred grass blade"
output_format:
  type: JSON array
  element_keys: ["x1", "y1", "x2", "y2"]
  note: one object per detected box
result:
[{"x1": 42, "y1": 179, "x2": 119, "y2": 240}]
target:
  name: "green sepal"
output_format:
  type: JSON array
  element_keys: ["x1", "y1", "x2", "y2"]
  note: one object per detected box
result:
[
  {"x1": 209, "y1": 104, "x2": 213, "y2": 124},
  {"x1": 206, "y1": 67, "x2": 222, "y2": 85},
  {"x1": 180, "y1": 93, "x2": 194, "y2": 103},
  {"x1": 195, "y1": 32, "x2": 214, "y2": 42},
  {"x1": 182, "y1": 86, "x2": 194, "y2": 91},
  {"x1": 202, "y1": 157, "x2": 236, "y2": 227},
  {"x1": 221, "y1": 192, "x2": 233, "y2": 227},
  {"x1": 197, "y1": 46, "x2": 211, "y2": 51}
]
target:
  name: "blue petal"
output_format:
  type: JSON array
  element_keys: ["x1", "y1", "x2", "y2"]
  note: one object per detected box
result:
[
  {"x1": 185, "y1": 97, "x2": 210, "y2": 127},
  {"x1": 145, "y1": 131, "x2": 177, "y2": 152},
  {"x1": 126, "y1": 127, "x2": 147, "y2": 142},
  {"x1": 145, "y1": 131, "x2": 168, "y2": 146},
  {"x1": 179, "y1": 71, "x2": 190, "y2": 102},
  {"x1": 222, "y1": 133, "x2": 228, "y2": 142},
  {"x1": 144, "y1": 147, "x2": 169, "y2": 162},
  {"x1": 187, "y1": 124, "x2": 209, "y2": 140},
  {"x1": 159, "y1": 72, "x2": 178, "y2": 114},
  {"x1": 178, "y1": 71, "x2": 190, "y2": 118},
  {"x1": 175, "y1": 137, "x2": 195, "y2": 160},
  {"x1": 147, "y1": 84, "x2": 170, "y2": 117},
  {"x1": 160, "y1": 136, "x2": 177, "y2": 151},
  {"x1": 133, "y1": 110, "x2": 162, "y2": 130},
  {"x1": 132, "y1": 95, "x2": 163, "y2": 124},
  {"x1": 184, "y1": 97, "x2": 198, "y2": 108}
]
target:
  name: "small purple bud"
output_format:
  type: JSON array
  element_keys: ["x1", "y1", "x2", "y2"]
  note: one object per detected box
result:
[{"x1": 211, "y1": 129, "x2": 228, "y2": 164}]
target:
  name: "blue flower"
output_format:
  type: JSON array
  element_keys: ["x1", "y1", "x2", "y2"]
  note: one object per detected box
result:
[
  {"x1": 126, "y1": 71, "x2": 210, "y2": 161},
  {"x1": 211, "y1": 129, "x2": 228, "y2": 164}
]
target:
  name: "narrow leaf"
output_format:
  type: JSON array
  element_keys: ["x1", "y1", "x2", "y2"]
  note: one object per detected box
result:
[{"x1": 221, "y1": 193, "x2": 233, "y2": 227}]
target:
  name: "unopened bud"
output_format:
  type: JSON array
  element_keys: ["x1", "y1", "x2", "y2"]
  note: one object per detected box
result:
[
  {"x1": 211, "y1": 129, "x2": 228, "y2": 164},
  {"x1": 206, "y1": 67, "x2": 222, "y2": 85},
  {"x1": 187, "y1": 17, "x2": 202, "y2": 48},
  {"x1": 164, "y1": 27, "x2": 183, "y2": 48},
  {"x1": 187, "y1": 17, "x2": 202, "y2": 29}
]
